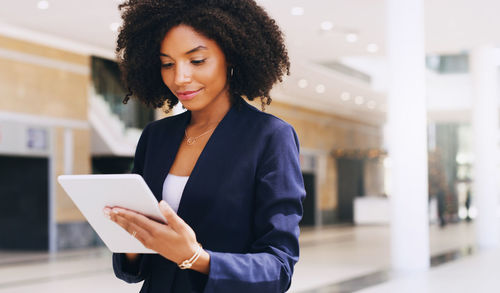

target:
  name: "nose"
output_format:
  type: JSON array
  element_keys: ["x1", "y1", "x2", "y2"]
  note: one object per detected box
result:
[{"x1": 174, "y1": 63, "x2": 192, "y2": 86}]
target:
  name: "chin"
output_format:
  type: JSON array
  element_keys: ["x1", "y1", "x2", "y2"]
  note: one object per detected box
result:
[{"x1": 179, "y1": 100, "x2": 202, "y2": 112}]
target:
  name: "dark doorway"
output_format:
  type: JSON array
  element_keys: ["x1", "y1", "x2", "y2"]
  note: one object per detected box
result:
[
  {"x1": 92, "y1": 156, "x2": 134, "y2": 174},
  {"x1": 301, "y1": 172, "x2": 315, "y2": 226},
  {"x1": 0, "y1": 155, "x2": 48, "y2": 250},
  {"x1": 337, "y1": 158, "x2": 364, "y2": 223}
]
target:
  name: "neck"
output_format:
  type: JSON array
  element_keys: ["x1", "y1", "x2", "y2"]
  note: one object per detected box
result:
[{"x1": 189, "y1": 91, "x2": 232, "y2": 127}]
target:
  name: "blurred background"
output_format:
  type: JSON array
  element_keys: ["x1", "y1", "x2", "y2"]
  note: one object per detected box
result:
[{"x1": 0, "y1": 0, "x2": 499, "y2": 292}]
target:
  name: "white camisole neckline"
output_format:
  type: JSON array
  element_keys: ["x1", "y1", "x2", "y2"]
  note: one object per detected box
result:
[{"x1": 162, "y1": 173, "x2": 189, "y2": 213}]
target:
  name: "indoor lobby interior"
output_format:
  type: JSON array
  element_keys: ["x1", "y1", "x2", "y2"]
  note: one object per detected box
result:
[{"x1": 2, "y1": 0, "x2": 500, "y2": 292}]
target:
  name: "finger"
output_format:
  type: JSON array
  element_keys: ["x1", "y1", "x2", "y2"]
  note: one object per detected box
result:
[
  {"x1": 103, "y1": 207, "x2": 112, "y2": 220},
  {"x1": 112, "y1": 207, "x2": 177, "y2": 241},
  {"x1": 159, "y1": 200, "x2": 185, "y2": 232},
  {"x1": 113, "y1": 213, "x2": 151, "y2": 245},
  {"x1": 108, "y1": 209, "x2": 136, "y2": 233},
  {"x1": 112, "y1": 207, "x2": 158, "y2": 233}
]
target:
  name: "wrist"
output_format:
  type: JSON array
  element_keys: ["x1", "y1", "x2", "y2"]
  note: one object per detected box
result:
[
  {"x1": 176, "y1": 243, "x2": 210, "y2": 274},
  {"x1": 190, "y1": 249, "x2": 210, "y2": 275},
  {"x1": 178, "y1": 242, "x2": 203, "y2": 270}
]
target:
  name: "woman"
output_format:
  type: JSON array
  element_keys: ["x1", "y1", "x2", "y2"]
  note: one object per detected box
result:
[{"x1": 104, "y1": 0, "x2": 305, "y2": 292}]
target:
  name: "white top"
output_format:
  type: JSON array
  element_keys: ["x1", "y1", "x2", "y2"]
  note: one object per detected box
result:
[{"x1": 162, "y1": 173, "x2": 189, "y2": 213}]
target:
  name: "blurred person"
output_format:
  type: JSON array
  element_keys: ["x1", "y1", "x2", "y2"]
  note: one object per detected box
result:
[
  {"x1": 465, "y1": 184, "x2": 472, "y2": 222},
  {"x1": 102, "y1": 0, "x2": 305, "y2": 292},
  {"x1": 428, "y1": 150, "x2": 448, "y2": 227}
]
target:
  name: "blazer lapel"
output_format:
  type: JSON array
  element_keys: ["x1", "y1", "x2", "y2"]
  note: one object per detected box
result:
[
  {"x1": 149, "y1": 111, "x2": 191, "y2": 202},
  {"x1": 176, "y1": 100, "x2": 243, "y2": 225}
]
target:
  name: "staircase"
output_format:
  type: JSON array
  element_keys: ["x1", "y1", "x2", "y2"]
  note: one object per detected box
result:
[{"x1": 88, "y1": 92, "x2": 142, "y2": 156}]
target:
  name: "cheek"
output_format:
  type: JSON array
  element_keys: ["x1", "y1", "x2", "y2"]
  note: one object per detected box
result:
[
  {"x1": 203, "y1": 63, "x2": 227, "y2": 88},
  {"x1": 160, "y1": 70, "x2": 174, "y2": 88}
]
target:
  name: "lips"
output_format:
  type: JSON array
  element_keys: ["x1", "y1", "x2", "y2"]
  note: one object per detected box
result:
[{"x1": 177, "y1": 88, "x2": 203, "y2": 101}]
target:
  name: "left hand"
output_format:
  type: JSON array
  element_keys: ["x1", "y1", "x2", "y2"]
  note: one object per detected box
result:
[{"x1": 103, "y1": 200, "x2": 208, "y2": 272}]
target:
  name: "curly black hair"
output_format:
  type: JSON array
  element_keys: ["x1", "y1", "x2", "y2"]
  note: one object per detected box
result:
[{"x1": 116, "y1": 0, "x2": 290, "y2": 112}]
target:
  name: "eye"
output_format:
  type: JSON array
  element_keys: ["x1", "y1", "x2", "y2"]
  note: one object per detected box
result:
[
  {"x1": 161, "y1": 63, "x2": 174, "y2": 69},
  {"x1": 191, "y1": 59, "x2": 206, "y2": 65}
]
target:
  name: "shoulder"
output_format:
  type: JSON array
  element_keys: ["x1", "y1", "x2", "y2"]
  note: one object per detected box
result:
[
  {"x1": 238, "y1": 99, "x2": 300, "y2": 151},
  {"x1": 239, "y1": 98, "x2": 295, "y2": 133}
]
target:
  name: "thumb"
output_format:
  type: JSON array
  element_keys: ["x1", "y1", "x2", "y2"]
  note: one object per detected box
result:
[{"x1": 159, "y1": 200, "x2": 183, "y2": 230}]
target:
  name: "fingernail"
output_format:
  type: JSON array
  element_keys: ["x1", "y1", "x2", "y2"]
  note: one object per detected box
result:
[
  {"x1": 103, "y1": 209, "x2": 110, "y2": 218},
  {"x1": 112, "y1": 209, "x2": 120, "y2": 215},
  {"x1": 160, "y1": 200, "x2": 168, "y2": 208}
]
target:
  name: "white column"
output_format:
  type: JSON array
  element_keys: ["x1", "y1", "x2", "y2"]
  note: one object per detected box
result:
[
  {"x1": 470, "y1": 46, "x2": 499, "y2": 249},
  {"x1": 386, "y1": 0, "x2": 429, "y2": 271}
]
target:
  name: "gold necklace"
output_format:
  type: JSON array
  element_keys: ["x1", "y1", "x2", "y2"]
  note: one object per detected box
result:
[{"x1": 184, "y1": 126, "x2": 217, "y2": 145}]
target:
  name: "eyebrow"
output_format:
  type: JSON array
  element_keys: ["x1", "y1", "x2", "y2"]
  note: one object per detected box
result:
[{"x1": 160, "y1": 45, "x2": 208, "y2": 57}]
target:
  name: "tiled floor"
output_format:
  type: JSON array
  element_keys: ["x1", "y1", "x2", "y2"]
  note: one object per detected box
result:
[
  {"x1": 0, "y1": 222, "x2": 489, "y2": 293},
  {"x1": 357, "y1": 246, "x2": 499, "y2": 293}
]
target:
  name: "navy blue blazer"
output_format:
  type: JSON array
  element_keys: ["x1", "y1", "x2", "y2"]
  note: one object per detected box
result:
[{"x1": 113, "y1": 97, "x2": 305, "y2": 292}]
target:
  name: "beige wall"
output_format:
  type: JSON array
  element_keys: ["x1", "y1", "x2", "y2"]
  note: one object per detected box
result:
[{"x1": 0, "y1": 35, "x2": 91, "y2": 223}]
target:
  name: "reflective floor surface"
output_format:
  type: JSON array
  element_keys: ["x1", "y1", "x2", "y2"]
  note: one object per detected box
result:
[{"x1": 0, "y1": 222, "x2": 492, "y2": 293}]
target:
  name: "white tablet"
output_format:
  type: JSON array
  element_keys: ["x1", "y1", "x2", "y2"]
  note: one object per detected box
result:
[{"x1": 58, "y1": 174, "x2": 166, "y2": 253}]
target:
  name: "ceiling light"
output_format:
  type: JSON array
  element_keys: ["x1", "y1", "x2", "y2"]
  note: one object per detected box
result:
[
  {"x1": 37, "y1": 0, "x2": 49, "y2": 10},
  {"x1": 291, "y1": 7, "x2": 304, "y2": 16},
  {"x1": 355, "y1": 95, "x2": 365, "y2": 105},
  {"x1": 320, "y1": 21, "x2": 334, "y2": 31},
  {"x1": 298, "y1": 79, "x2": 308, "y2": 89},
  {"x1": 367, "y1": 100, "x2": 376, "y2": 109},
  {"x1": 340, "y1": 92, "x2": 351, "y2": 101},
  {"x1": 315, "y1": 84, "x2": 326, "y2": 94},
  {"x1": 367, "y1": 43, "x2": 379, "y2": 53},
  {"x1": 346, "y1": 33, "x2": 358, "y2": 43},
  {"x1": 110, "y1": 22, "x2": 121, "y2": 32}
]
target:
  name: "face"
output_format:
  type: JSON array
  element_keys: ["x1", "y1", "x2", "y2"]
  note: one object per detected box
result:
[{"x1": 160, "y1": 25, "x2": 230, "y2": 112}]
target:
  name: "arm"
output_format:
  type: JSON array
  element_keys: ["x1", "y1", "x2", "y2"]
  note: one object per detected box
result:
[
  {"x1": 112, "y1": 253, "x2": 149, "y2": 283},
  {"x1": 204, "y1": 123, "x2": 306, "y2": 292}
]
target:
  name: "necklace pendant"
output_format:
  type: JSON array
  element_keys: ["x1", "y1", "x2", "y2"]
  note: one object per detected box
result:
[{"x1": 186, "y1": 137, "x2": 196, "y2": 145}]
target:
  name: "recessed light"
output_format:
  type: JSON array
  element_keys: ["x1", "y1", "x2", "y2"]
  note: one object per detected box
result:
[
  {"x1": 291, "y1": 7, "x2": 304, "y2": 16},
  {"x1": 37, "y1": 0, "x2": 49, "y2": 10},
  {"x1": 298, "y1": 79, "x2": 308, "y2": 88},
  {"x1": 320, "y1": 21, "x2": 334, "y2": 31},
  {"x1": 110, "y1": 22, "x2": 121, "y2": 32},
  {"x1": 367, "y1": 43, "x2": 379, "y2": 53},
  {"x1": 340, "y1": 92, "x2": 351, "y2": 101},
  {"x1": 355, "y1": 95, "x2": 365, "y2": 105},
  {"x1": 367, "y1": 100, "x2": 376, "y2": 109},
  {"x1": 315, "y1": 84, "x2": 326, "y2": 94},
  {"x1": 346, "y1": 33, "x2": 358, "y2": 43}
]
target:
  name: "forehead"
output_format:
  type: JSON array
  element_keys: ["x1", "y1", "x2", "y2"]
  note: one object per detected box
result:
[{"x1": 160, "y1": 25, "x2": 218, "y2": 55}]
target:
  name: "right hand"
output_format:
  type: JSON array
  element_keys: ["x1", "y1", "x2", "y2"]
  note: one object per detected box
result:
[{"x1": 125, "y1": 253, "x2": 140, "y2": 262}]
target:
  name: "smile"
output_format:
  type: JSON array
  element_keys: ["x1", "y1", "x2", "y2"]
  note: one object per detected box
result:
[{"x1": 177, "y1": 88, "x2": 203, "y2": 101}]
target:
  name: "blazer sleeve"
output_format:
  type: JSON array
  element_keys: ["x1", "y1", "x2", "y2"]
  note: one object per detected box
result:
[
  {"x1": 203, "y1": 123, "x2": 306, "y2": 293},
  {"x1": 112, "y1": 123, "x2": 152, "y2": 283}
]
